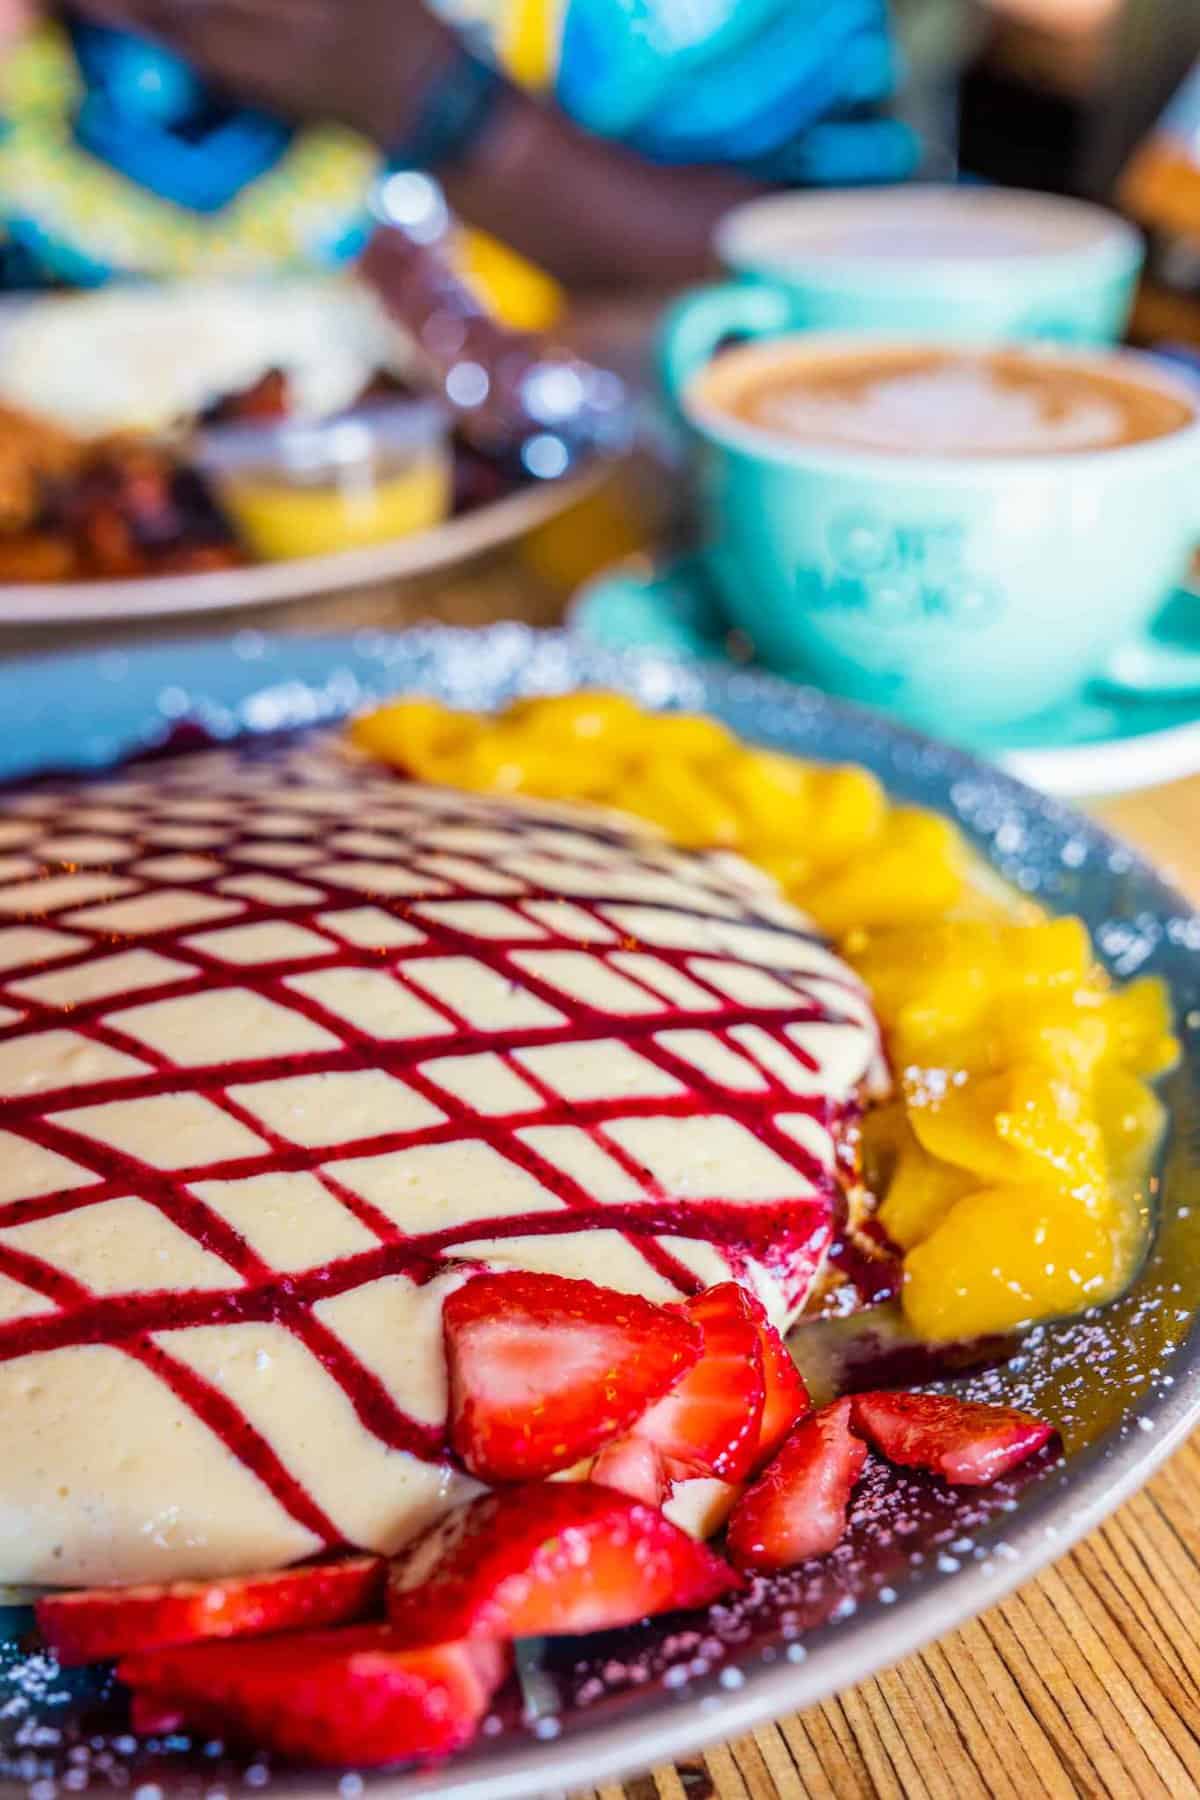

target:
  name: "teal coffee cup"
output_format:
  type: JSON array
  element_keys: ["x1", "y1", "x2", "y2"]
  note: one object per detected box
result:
[
  {"x1": 671, "y1": 333, "x2": 1200, "y2": 737},
  {"x1": 660, "y1": 186, "x2": 1144, "y2": 392}
]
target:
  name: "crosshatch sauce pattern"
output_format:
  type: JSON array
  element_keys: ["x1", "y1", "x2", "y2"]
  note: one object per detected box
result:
[{"x1": 0, "y1": 737, "x2": 881, "y2": 1582}]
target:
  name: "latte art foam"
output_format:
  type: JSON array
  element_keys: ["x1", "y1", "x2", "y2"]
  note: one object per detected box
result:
[
  {"x1": 756, "y1": 362, "x2": 1128, "y2": 457},
  {"x1": 716, "y1": 347, "x2": 1195, "y2": 459}
]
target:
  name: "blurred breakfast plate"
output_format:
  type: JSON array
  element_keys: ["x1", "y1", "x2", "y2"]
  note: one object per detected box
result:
[
  {"x1": 0, "y1": 625, "x2": 1199, "y2": 1800},
  {"x1": 0, "y1": 471, "x2": 599, "y2": 626},
  {"x1": 0, "y1": 280, "x2": 601, "y2": 625}
]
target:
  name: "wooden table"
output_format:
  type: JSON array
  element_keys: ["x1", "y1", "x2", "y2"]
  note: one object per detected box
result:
[{"x1": 5, "y1": 512, "x2": 1198, "y2": 1800}]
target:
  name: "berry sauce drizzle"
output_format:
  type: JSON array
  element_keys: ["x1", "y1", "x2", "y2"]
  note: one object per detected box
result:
[{"x1": 0, "y1": 736, "x2": 889, "y2": 1545}]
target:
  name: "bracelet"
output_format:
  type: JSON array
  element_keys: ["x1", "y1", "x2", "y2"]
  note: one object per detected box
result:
[{"x1": 385, "y1": 42, "x2": 507, "y2": 172}]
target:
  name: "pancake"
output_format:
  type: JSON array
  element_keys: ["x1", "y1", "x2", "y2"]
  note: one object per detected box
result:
[{"x1": 0, "y1": 737, "x2": 883, "y2": 1585}]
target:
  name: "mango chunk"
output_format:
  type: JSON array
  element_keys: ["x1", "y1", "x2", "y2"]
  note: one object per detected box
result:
[
  {"x1": 1004, "y1": 916, "x2": 1093, "y2": 989},
  {"x1": 618, "y1": 761, "x2": 743, "y2": 850},
  {"x1": 803, "y1": 765, "x2": 888, "y2": 872},
  {"x1": 348, "y1": 698, "x2": 482, "y2": 783},
  {"x1": 801, "y1": 807, "x2": 966, "y2": 934},
  {"x1": 712, "y1": 748, "x2": 814, "y2": 842},
  {"x1": 991, "y1": 991, "x2": 1110, "y2": 1081},
  {"x1": 906, "y1": 1064, "x2": 1108, "y2": 1210},
  {"x1": 1103, "y1": 976, "x2": 1179, "y2": 1078},
  {"x1": 1094, "y1": 1065, "x2": 1167, "y2": 1184},
  {"x1": 507, "y1": 690, "x2": 645, "y2": 745},
  {"x1": 903, "y1": 1183, "x2": 1121, "y2": 1340},
  {"x1": 631, "y1": 711, "x2": 737, "y2": 763},
  {"x1": 879, "y1": 1139, "x2": 976, "y2": 1252}
]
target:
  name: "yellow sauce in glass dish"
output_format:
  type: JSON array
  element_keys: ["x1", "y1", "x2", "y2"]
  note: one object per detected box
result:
[
  {"x1": 200, "y1": 405, "x2": 451, "y2": 562},
  {"x1": 348, "y1": 691, "x2": 1178, "y2": 1345}
]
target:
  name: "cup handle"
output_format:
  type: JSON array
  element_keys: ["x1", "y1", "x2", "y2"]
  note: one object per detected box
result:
[
  {"x1": 656, "y1": 280, "x2": 794, "y2": 406},
  {"x1": 1097, "y1": 585, "x2": 1200, "y2": 697}
]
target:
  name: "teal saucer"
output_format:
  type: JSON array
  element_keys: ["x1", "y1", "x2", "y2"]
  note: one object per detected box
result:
[{"x1": 569, "y1": 557, "x2": 1200, "y2": 797}]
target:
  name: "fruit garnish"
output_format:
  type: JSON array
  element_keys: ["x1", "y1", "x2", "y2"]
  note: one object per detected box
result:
[
  {"x1": 443, "y1": 1270, "x2": 702, "y2": 1482},
  {"x1": 119, "y1": 1629, "x2": 509, "y2": 1766},
  {"x1": 742, "y1": 1292, "x2": 811, "y2": 1468},
  {"x1": 632, "y1": 1282, "x2": 766, "y2": 1483},
  {"x1": 36, "y1": 1557, "x2": 385, "y2": 1667},
  {"x1": 387, "y1": 1481, "x2": 742, "y2": 1645},
  {"x1": 901, "y1": 1184, "x2": 1120, "y2": 1341},
  {"x1": 726, "y1": 1399, "x2": 867, "y2": 1572},
  {"x1": 590, "y1": 1434, "x2": 670, "y2": 1507},
  {"x1": 851, "y1": 1391, "x2": 1056, "y2": 1486}
]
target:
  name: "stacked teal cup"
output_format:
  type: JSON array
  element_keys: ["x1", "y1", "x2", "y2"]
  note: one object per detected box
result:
[{"x1": 660, "y1": 185, "x2": 1146, "y2": 389}]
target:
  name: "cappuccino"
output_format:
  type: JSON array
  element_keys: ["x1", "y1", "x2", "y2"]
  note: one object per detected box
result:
[{"x1": 711, "y1": 345, "x2": 1194, "y2": 459}]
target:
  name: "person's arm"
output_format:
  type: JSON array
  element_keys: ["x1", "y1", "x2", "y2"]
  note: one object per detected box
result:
[
  {"x1": 442, "y1": 90, "x2": 755, "y2": 286},
  {"x1": 72, "y1": 0, "x2": 756, "y2": 285}
]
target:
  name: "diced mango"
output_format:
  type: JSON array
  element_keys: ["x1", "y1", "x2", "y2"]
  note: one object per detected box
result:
[
  {"x1": 906, "y1": 1068, "x2": 1024, "y2": 1183},
  {"x1": 1093, "y1": 1064, "x2": 1167, "y2": 1184},
  {"x1": 906, "y1": 1063, "x2": 1107, "y2": 1210},
  {"x1": 902, "y1": 1183, "x2": 1121, "y2": 1340},
  {"x1": 631, "y1": 711, "x2": 737, "y2": 763},
  {"x1": 743, "y1": 843, "x2": 814, "y2": 896},
  {"x1": 617, "y1": 761, "x2": 743, "y2": 850},
  {"x1": 712, "y1": 748, "x2": 813, "y2": 842},
  {"x1": 801, "y1": 807, "x2": 966, "y2": 934},
  {"x1": 879, "y1": 1139, "x2": 975, "y2": 1252},
  {"x1": 507, "y1": 690, "x2": 645, "y2": 745},
  {"x1": 994, "y1": 1065, "x2": 1108, "y2": 1207},
  {"x1": 993, "y1": 991, "x2": 1111, "y2": 1082},
  {"x1": 348, "y1": 698, "x2": 483, "y2": 783},
  {"x1": 1103, "y1": 976, "x2": 1179, "y2": 1078},
  {"x1": 1004, "y1": 916, "x2": 1093, "y2": 989},
  {"x1": 441, "y1": 728, "x2": 620, "y2": 802},
  {"x1": 803, "y1": 765, "x2": 888, "y2": 872}
]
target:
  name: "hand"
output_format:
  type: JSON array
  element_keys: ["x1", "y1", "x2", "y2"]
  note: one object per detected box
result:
[{"x1": 70, "y1": 0, "x2": 457, "y2": 145}]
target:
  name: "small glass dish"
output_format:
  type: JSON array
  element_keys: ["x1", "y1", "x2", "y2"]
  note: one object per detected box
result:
[{"x1": 196, "y1": 399, "x2": 451, "y2": 561}]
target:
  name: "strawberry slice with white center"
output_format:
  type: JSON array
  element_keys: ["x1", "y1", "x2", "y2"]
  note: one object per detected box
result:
[
  {"x1": 851, "y1": 1391, "x2": 1056, "y2": 1486},
  {"x1": 119, "y1": 1628, "x2": 509, "y2": 1766},
  {"x1": 443, "y1": 1270, "x2": 703, "y2": 1482},
  {"x1": 37, "y1": 1556, "x2": 385, "y2": 1667},
  {"x1": 739, "y1": 1290, "x2": 810, "y2": 1469},
  {"x1": 387, "y1": 1481, "x2": 742, "y2": 1645},
  {"x1": 590, "y1": 1434, "x2": 670, "y2": 1507},
  {"x1": 631, "y1": 1282, "x2": 765, "y2": 1484},
  {"x1": 726, "y1": 1399, "x2": 867, "y2": 1571}
]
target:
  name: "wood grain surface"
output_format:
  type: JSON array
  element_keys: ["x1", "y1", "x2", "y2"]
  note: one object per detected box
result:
[{"x1": 4, "y1": 514, "x2": 1197, "y2": 1800}]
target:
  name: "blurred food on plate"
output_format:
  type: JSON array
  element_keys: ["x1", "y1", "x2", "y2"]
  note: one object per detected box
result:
[{"x1": 0, "y1": 274, "x2": 550, "y2": 582}]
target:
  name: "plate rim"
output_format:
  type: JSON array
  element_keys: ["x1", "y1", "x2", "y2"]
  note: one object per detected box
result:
[
  {"x1": 0, "y1": 472, "x2": 599, "y2": 627},
  {"x1": 2, "y1": 624, "x2": 1199, "y2": 1799}
]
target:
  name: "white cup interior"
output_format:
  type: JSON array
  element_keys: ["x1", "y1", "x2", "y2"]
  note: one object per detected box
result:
[{"x1": 714, "y1": 184, "x2": 1143, "y2": 289}]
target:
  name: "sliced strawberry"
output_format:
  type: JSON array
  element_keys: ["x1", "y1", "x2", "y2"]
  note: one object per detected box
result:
[
  {"x1": 632, "y1": 1282, "x2": 765, "y2": 1483},
  {"x1": 741, "y1": 1292, "x2": 810, "y2": 1468},
  {"x1": 119, "y1": 1628, "x2": 509, "y2": 1766},
  {"x1": 443, "y1": 1270, "x2": 702, "y2": 1481},
  {"x1": 387, "y1": 1481, "x2": 742, "y2": 1645},
  {"x1": 726, "y1": 1398, "x2": 867, "y2": 1571},
  {"x1": 591, "y1": 1434, "x2": 670, "y2": 1507},
  {"x1": 37, "y1": 1556, "x2": 385, "y2": 1668},
  {"x1": 851, "y1": 1391, "x2": 1056, "y2": 1487}
]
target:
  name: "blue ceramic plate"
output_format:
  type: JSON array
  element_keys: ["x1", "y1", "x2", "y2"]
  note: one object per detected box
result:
[{"x1": 1, "y1": 626, "x2": 1200, "y2": 1800}]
